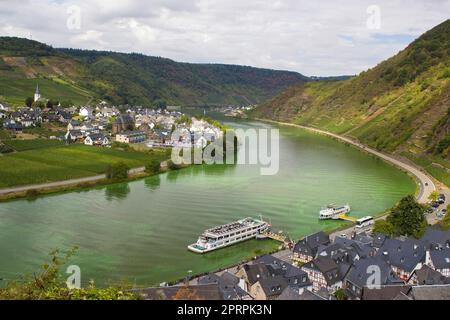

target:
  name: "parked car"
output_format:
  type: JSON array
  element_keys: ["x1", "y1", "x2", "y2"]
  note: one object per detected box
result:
[{"x1": 431, "y1": 201, "x2": 440, "y2": 208}]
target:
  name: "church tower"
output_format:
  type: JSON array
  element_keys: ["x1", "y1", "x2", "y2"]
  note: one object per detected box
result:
[{"x1": 34, "y1": 84, "x2": 41, "y2": 102}]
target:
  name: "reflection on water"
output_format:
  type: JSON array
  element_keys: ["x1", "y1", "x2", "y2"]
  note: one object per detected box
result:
[
  {"x1": 144, "y1": 175, "x2": 161, "y2": 191},
  {"x1": 105, "y1": 183, "x2": 131, "y2": 201},
  {"x1": 0, "y1": 118, "x2": 416, "y2": 287}
]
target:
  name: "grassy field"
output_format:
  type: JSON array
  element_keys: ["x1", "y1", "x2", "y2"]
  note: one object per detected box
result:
[
  {"x1": 0, "y1": 144, "x2": 169, "y2": 188},
  {"x1": 402, "y1": 152, "x2": 450, "y2": 188},
  {"x1": 2, "y1": 139, "x2": 64, "y2": 151},
  {"x1": 0, "y1": 77, "x2": 94, "y2": 106}
]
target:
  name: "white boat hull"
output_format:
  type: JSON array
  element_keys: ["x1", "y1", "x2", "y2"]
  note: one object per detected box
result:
[{"x1": 188, "y1": 219, "x2": 269, "y2": 254}]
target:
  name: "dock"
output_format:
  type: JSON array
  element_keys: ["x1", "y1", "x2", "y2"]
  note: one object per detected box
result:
[
  {"x1": 336, "y1": 214, "x2": 357, "y2": 222},
  {"x1": 261, "y1": 231, "x2": 294, "y2": 247}
]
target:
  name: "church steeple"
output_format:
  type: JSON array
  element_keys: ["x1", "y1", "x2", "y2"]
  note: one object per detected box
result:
[{"x1": 34, "y1": 83, "x2": 41, "y2": 102}]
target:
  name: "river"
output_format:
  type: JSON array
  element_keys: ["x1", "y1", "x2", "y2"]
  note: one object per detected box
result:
[{"x1": 0, "y1": 116, "x2": 416, "y2": 286}]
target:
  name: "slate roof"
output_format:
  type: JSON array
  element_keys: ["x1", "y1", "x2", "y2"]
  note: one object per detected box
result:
[
  {"x1": 276, "y1": 285, "x2": 301, "y2": 300},
  {"x1": 302, "y1": 256, "x2": 345, "y2": 286},
  {"x1": 254, "y1": 255, "x2": 311, "y2": 288},
  {"x1": 412, "y1": 265, "x2": 448, "y2": 285},
  {"x1": 241, "y1": 263, "x2": 270, "y2": 286},
  {"x1": 428, "y1": 246, "x2": 450, "y2": 270},
  {"x1": 422, "y1": 227, "x2": 450, "y2": 248},
  {"x1": 68, "y1": 130, "x2": 83, "y2": 137},
  {"x1": 58, "y1": 111, "x2": 71, "y2": 120},
  {"x1": 372, "y1": 233, "x2": 388, "y2": 249},
  {"x1": 362, "y1": 285, "x2": 411, "y2": 300},
  {"x1": 297, "y1": 289, "x2": 328, "y2": 300},
  {"x1": 318, "y1": 242, "x2": 359, "y2": 264},
  {"x1": 377, "y1": 237, "x2": 426, "y2": 272},
  {"x1": 293, "y1": 231, "x2": 330, "y2": 257},
  {"x1": 87, "y1": 133, "x2": 107, "y2": 141},
  {"x1": 352, "y1": 232, "x2": 374, "y2": 245},
  {"x1": 198, "y1": 272, "x2": 249, "y2": 300},
  {"x1": 115, "y1": 114, "x2": 134, "y2": 124},
  {"x1": 346, "y1": 256, "x2": 402, "y2": 289},
  {"x1": 409, "y1": 284, "x2": 450, "y2": 300},
  {"x1": 256, "y1": 275, "x2": 288, "y2": 298}
]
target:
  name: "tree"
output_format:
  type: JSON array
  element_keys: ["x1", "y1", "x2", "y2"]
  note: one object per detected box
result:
[
  {"x1": 46, "y1": 100, "x2": 57, "y2": 109},
  {"x1": 154, "y1": 99, "x2": 167, "y2": 110},
  {"x1": 334, "y1": 288, "x2": 347, "y2": 300},
  {"x1": 33, "y1": 100, "x2": 45, "y2": 109},
  {"x1": 387, "y1": 195, "x2": 427, "y2": 238},
  {"x1": 429, "y1": 191, "x2": 439, "y2": 202},
  {"x1": 145, "y1": 159, "x2": 161, "y2": 175},
  {"x1": 60, "y1": 100, "x2": 74, "y2": 108},
  {"x1": 373, "y1": 219, "x2": 395, "y2": 236},
  {"x1": 106, "y1": 162, "x2": 130, "y2": 181},
  {"x1": 0, "y1": 248, "x2": 138, "y2": 300},
  {"x1": 25, "y1": 97, "x2": 33, "y2": 108}
]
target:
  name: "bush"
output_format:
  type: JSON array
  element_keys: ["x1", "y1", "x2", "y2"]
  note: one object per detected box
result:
[
  {"x1": 106, "y1": 162, "x2": 130, "y2": 180},
  {"x1": 0, "y1": 143, "x2": 14, "y2": 154},
  {"x1": 0, "y1": 248, "x2": 138, "y2": 300},
  {"x1": 435, "y1": 134, "x2": 450, "y2": 155},
  {"x1": 25, "y1": 189, "x2": 40, "y2": 198},
  {"x1": 373, "y1": 219, "x2": 395, "y2": 237},
  {"x1": 145, "y1": 159, "x2": 161, "y2": 175},
  {"x1": 111, "y1": 141, "x2": 132, "y2": 151}
]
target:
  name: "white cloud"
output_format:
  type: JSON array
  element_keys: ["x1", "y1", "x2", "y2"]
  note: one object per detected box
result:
[{"x1": 0, "y1": 0, "x2": 448, "y2": 76}]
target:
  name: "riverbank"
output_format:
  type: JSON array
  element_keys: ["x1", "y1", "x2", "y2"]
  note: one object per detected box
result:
[
  {"x1": 0, "y1": 118, "x2": 420, "y2": 287},
  {"x1": 0, "y1": 166, "x2": 148, "y2": 202},
  {"x1": 0, "y1": 161, "x2": 191, "y2": 202},
  {"x1": 255, "y1": 118, "x2": 439, "y2": 204}
]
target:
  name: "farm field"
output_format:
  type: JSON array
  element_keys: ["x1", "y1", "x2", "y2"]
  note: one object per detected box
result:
[
  {"x1": 0, "y1": 77, "x2": 94, "y2": 106},
  {"x1": 2, "y1": 139, "x2": 64, "y2": 151},
  {"x1": 0, "y1": 144, "x2": 169, "y2": 188}
]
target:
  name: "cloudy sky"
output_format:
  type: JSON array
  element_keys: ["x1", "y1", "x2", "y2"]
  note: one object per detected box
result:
[{"x1": 0, "y1": 0, "x2": 448, "y2": 76}]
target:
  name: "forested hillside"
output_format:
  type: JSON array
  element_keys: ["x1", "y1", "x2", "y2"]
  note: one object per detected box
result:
[
  {"x1": 0, "y1": 37, "x2": 307, "y2": 107},
  {"x1": 254, "y1": 19, "x2": 450, "y2": 186}
]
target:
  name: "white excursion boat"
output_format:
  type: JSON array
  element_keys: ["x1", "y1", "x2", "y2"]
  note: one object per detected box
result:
[
  {"x1": 319, "y1": 204, "x2": 351, "y2": 220},
  {"x1": 188, "y1": 217, "x2": 271, "y2": 254}
]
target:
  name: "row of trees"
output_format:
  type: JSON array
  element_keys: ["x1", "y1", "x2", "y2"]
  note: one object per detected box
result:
[
  {"x1": 25, "y1": 97, "x2": 74, "y2": 109},
  {"x1": 106, "y1": 158, "x2": 164, "y2": 181}
]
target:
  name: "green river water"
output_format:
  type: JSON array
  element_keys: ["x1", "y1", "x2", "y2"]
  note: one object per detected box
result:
[{"x1": 0, "y1": 117, "x2": 416, "y2": 287}]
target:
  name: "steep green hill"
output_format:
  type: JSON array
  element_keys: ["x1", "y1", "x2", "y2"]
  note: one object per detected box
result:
[
  {"x1": 0, "y1": 37, "x2": 307, "y2": 107},
  {"x1": 254, "y1": 19, "x2": 450, "y2": 186}
]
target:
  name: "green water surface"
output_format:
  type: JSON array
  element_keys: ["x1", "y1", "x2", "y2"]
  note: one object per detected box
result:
[{"x1": 0, "y1": 119, "x2": 416, "y2": 286}]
